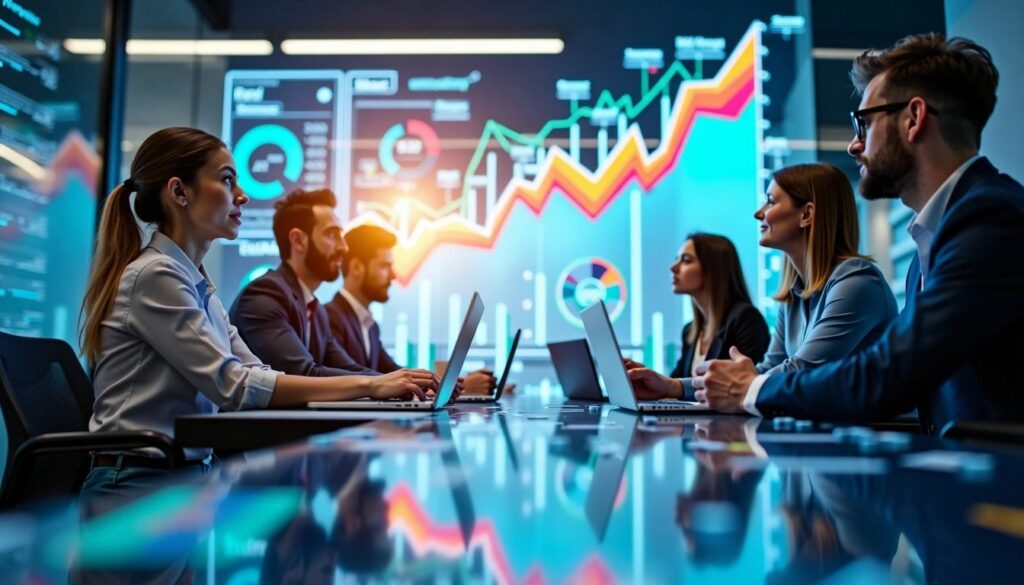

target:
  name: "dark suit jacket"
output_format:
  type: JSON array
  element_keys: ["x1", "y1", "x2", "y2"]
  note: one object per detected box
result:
[
  {"x1": 228, "y1": 263, "x2": 377, "y2": 377},
  {"x1": 672, "y1": 302, "x2": 769, "y2": 399},
  {"x1": 326, "y1": 292, "x2": 402, "y2": 373},
  {"x1": 756, "y1": 158, "x2": 1024, "y2": 433}
]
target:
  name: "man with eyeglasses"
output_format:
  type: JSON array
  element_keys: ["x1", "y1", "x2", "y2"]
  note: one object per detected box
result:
[{"x1": 660, "y1": 34, "x2": 1024, "y2": 434}]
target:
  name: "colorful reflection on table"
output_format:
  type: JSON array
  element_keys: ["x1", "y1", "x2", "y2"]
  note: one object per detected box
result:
[{"x1": 2, "y1": 400, "x2": 1023, "y2": 584}]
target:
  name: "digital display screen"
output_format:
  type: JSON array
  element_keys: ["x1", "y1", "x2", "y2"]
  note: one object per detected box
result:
[
  {"x1": 0, "y1": 0, "x2": 101, "y2": 351},
  {"x1": 221, "y1": 70, "x2": 344, "y2": 292},
  {"x1": 212, "y1": 4, "x2": 811, "y2": 388},
  {"x1": 0, "y1": 3, "x2": 814, "y2": 386}
]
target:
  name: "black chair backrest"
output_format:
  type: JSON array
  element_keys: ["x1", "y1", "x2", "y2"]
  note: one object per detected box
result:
[
  {"x1": 0, "y1": 331, "x2": 93, "y2": 435},
  {"x1": 0, "y1": 331, "x2": 95, "y2": 503}
]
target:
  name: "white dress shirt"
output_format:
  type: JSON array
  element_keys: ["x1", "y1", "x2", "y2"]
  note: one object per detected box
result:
[
  {"x1": 338, "y1": 287, "x2": 375, "y2": 358},
  {"x1": 298, "y1": 279, "x2": 315, "y2": 346},
  {"x1": 90, "y1": 232, "x2": 280, "y2": 460},
  {"x1": 907, "y1": 155, "x2": 979, "y2": 287},
  {"x1": 741, "y1": 156, "x2": 980, "y2": 417},
  {"x1": 690, "y1": 343, "x2": 708, "y2": 378}
]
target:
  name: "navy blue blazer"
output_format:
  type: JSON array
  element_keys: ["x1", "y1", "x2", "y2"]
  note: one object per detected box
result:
[
  {"x1": 228, "y1": 263, "x2": 377, "y2": 377},
  {"x1": 755, "y1": 157, "x2": 1024, "y2": 434},
  {"x1": 326, "y1": 293, "x2": 402, "y2": 374},
  {"x1": 672, "y1": 302, "x2": 769, "y2": 399}
]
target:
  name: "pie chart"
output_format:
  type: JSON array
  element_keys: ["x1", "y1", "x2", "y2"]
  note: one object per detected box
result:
[
  {"x1": 557, "y1": 257, "x2": 627, "y2": 327},
  {"x1": 378, "y1": 119, "x2": 441, "y2": 182},
  {"x1": 233, "y1": 124, "x2": 304, "y2": 200}
]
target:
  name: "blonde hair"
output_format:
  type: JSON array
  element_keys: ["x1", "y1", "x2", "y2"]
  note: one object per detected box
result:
[
  {"x1": 771, "y1": 163, "x2": 869, "y2": 303},
  {"x1": 80, "y1": 127, "x2": 225, "y2": 365}
]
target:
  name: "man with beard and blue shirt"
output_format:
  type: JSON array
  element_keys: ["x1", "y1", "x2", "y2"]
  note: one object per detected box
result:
[
  {"x1": 326, "y1": 224, "x2": 497, "y2": 395},
  {"x1": 633, "y1": 34, "x2": 1024, "y2": 433}
]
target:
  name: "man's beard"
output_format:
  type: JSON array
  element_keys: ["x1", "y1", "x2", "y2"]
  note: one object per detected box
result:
[
  {"x1": 361, "y1": 279, "x2": 389, "y2": 303},
  {"x1": 305, "y1": 240, "x2": 341, "y2": 282},
  {"x1": 859, "y1": 124, "x2": 916, "y2": 200}
]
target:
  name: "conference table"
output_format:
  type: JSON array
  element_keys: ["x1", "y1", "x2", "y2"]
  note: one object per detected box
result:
[{"x1": 1, "y1": 395, "x2": 1023, "y2": 584}]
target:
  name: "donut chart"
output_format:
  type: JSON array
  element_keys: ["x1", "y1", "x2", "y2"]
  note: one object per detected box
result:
[
  {"x1": 556, "y1": 258, "x2": 627, "y2": 327},
  {"x1": 233, "y1": 124, "x2": 304, "y2": 200},
  {"x1": 378, "y1": 119, "x2": 441, "y2": 182}
]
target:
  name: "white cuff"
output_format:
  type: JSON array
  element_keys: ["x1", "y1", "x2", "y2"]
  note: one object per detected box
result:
[
  {"x1": 240, "y1": 366, "x2": 280, "y2": 410},
  {"x1": 743, "y1": 373, "x2": 769, "y2": 417}
]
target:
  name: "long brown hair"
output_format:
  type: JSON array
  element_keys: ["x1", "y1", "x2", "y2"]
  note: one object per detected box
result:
[
  {"x1": 771, "y1": 163, "x2": 868, "y2": 303},
  {"x1": 80, "y1": 127, "x2": 225, "y2": 365},
  {"x1": 685, "y1": 233, "x2": 754, "y2": 346}
]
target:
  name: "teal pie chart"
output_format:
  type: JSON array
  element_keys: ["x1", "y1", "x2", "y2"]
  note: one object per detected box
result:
[{"x1": 233, "y1": 124, "x2": 304, "y2": 200}]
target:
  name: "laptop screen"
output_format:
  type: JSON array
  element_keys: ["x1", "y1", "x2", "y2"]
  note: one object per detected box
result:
[
  {"x1": 435, "y1": 292, "x2": 485, "y2": 406},
  {"x1": 580, "y1": 301, "x2": 637, "y2": 410},
  {"x1": 547, "y1": 338, "x2": 603, "y2": 400},
  {"x1": 493, "y1": 329, "x2": 522, "y2": 399}
]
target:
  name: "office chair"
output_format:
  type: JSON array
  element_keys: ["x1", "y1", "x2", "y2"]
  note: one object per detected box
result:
[{"x1": 0, "y1": 331, "x2": 183, "y2": 508}]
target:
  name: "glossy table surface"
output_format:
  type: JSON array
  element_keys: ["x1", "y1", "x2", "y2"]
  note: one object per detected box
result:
[
  {"x1": 174, "y1": 409, "x2": 432, "y2": 451},
  {"x1": 3, "y1": 396, "x2": 1024, "y2": 584}
]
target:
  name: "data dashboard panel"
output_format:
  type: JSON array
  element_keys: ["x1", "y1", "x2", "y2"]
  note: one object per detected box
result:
[{"x1": 0, "y1": 0, "x2": 102, "y2": 351}]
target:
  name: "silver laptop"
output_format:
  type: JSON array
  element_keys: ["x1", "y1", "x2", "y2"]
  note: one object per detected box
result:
[
  {"x1": 308, "y1": 292, "x2": 484, "y2": 410},
  {"x1": 456, "y1": 329, "x2": 521, "y2": 403},
  {"x1": 547, "y1": 338, "x2": 606, "y2": 402},
  {"x1": 580, "y1": 300, "x2": 711, "y2": 413}
]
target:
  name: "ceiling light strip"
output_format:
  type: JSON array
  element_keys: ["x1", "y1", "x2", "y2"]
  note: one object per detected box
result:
[{"x1": 280, "y1": 38, "x2": 564, "y2": 55}]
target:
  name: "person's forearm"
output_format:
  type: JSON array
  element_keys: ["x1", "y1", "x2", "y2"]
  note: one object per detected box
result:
[{"x1": 268, "y1": 374, "x2": 373, "y2": 407}]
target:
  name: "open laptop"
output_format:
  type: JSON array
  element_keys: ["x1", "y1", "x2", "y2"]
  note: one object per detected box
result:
[
  {"x1": 580, "y1": 300, "x2": 711, "y2": 413},
  {"x1": 308, "y1": 292, "x2": 484, "y2": 410},
  {"x1": 547, "y1": 339, "x2": 606, "y2": 402},
  {"x1": 456, "y1": 329, "x2": 522, "y2": 403}
]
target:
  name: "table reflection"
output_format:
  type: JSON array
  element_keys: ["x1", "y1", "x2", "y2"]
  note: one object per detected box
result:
[{"x1": 1, "y1": 399, "x2": 1023, "y2": 584}]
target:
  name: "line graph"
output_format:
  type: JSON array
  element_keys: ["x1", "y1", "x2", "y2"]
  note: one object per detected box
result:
[
  {"x1": 457, "y1": 57, "x2": 697, "y2": 206},
  {"x1": 348, "y1": 23, "x2": 760, "y2": 286}
]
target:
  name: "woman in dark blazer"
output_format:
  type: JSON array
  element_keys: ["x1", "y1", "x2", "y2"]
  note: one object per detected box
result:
[{"x1": 629, "y1": 233, "x2": 769, "y2": 401}]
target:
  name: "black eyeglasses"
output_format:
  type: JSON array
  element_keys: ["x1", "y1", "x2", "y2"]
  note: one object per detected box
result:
[{"x1": 850, "y1": 101, "x2": 942, "y2": 141}]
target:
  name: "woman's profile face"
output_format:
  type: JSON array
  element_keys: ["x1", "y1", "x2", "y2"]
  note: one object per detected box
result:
[
  {"x1": 182, "y1": 147, "x2": 249, "y2": 241},
  {"x1": 671, "y1": 239, "x2": 704, "y2": 295},
  {"x1": 754, "y1": 180, "x2": 807, "y2": 252}
]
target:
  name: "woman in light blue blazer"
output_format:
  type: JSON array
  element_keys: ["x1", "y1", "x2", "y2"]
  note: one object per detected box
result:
[{"x1": 753, "y1": 162, "x2": 897, "y2": 376}]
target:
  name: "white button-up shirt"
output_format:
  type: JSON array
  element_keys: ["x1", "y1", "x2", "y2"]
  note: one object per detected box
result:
[
  {"x1": 338, "y1": 287, "x2": 375, "y2": 358},
  {"x1": 298, "y1": 278, "x2": 316, "y2": 346},
  {"x1": 90, "y1": 232, "x2": 280, "y2": 460},
  {"x1": 907, "y1": 155, "x2": 980, "y2": 287}
]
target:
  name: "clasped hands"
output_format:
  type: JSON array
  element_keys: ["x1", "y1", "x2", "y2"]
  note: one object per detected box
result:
[{"x1": 623, "y1": 346, "x2": 759, "y2": 414}]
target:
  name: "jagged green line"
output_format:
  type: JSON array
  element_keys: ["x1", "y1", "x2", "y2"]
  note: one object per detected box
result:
[{"x1": 459, "y1": 59, "x2": 696, "y2": 203}]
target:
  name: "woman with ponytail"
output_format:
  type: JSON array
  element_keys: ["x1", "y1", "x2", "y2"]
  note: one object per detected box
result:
[{"x1": 80, "y1": 128, "x2": 439, "y2": 483}]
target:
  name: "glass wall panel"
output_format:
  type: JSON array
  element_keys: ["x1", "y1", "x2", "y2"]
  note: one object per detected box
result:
[{"x1": 0, "y1": 0, "x2": 105, "y2": 352}]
